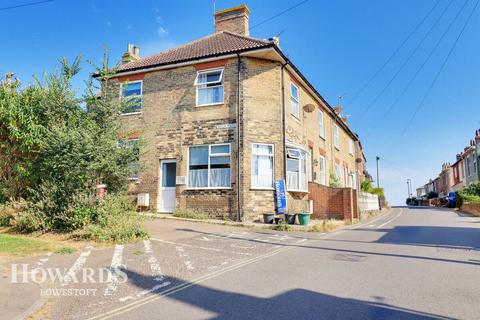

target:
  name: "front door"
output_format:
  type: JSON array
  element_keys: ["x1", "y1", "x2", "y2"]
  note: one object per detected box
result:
[{"x1": 157, "y1": 159, "x2": 176, "y2": 213}]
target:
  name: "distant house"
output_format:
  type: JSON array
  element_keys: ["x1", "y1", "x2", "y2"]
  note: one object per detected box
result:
[
  {"x1": 437, "y1": 163, "x2": 453, "y2": 198},
  {"x1": 451, "y1": 153, "x2": 466, "y2": 192},
  {"x1": 464, "y1": 142, "x2": 478, "y2": 186},
  {"x1": 416, "y1": 186, "x2": 426, "y2": 198}
]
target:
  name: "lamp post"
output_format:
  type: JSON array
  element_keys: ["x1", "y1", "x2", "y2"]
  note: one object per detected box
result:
[{"x1": 376, "y1": 156, "x2": 380, "y2": 188}]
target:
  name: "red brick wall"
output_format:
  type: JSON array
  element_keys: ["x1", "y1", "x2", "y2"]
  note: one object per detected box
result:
[
  {"x1": 460, "y1": 203, "x2": 480, "y2": 217},
  {"x1": 308, "y1": 182, "x2": 358, "y2": 220}
]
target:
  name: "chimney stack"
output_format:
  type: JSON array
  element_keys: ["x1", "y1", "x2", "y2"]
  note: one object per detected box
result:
[
  {"x1": 121, "y1": 44, "x2": 140, "y2": 65},
  {"x1": 214, "y1": 4, "x2": 250, "y2": 36}
]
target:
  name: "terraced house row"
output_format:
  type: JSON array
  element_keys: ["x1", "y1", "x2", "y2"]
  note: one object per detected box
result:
[{"x1": 104, "y1": 5, "x2": 367, "y2": 221}]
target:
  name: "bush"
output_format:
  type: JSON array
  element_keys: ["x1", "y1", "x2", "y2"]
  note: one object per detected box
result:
[
  {"x1": 457, "y1": 182, "x2": 480, "y2": 205},
  {"x1": 73, "y1": 195, "x2": 148, "y2": 242},
  {"x1": 426, "y1": 191, "x2": 438, "y2": 200},
  {"x1": 173, "y1": 208, "x2": 209, "y2": 220}
]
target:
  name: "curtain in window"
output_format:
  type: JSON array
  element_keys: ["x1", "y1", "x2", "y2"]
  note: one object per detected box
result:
[
  {"x1": 253, "y1": 155, "x2": 273, "y2": 188},
  {"x1": 287, "y1": 158, "x2": 300, "y2": 190},
  {"x1": 189, "y1": 169, "x2": 208, "y2": 188},
  {"x1": 198, "y1": 86, "x2": 223, "y2": 105},
  {"x1": 189, "y1": 146, "x2": 208, "y2": 187},
  {"x1": 210, "y1": 155, "x2": 230, "y2": 187}
]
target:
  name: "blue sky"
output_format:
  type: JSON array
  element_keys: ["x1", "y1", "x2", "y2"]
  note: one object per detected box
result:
[{"x1": 2, "y1": 0, "x2": 479, "y2": 205}]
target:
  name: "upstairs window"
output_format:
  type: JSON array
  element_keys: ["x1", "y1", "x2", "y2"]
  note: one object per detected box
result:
[
  {"x1": 195, "y1": 69, "x2": 224, "y2": 106},
  {"x1": 189, "y1": 144, "x2": 231, "y2": 188},
  {"x1": 290, "y1": 83, "x2": 299, "y2": 118},
  {"x1": 120, "y1": 81, "x2": 142, "y2": 114},
  {"x1": 318, "y1": 110, "x2": 325, "y2": 138},
  {"x1": 349, "y1": 139, "x2": 354, "y2": 155},
  {"x1": 333, "y1": 124, "x2": 340, "y2": 149}
]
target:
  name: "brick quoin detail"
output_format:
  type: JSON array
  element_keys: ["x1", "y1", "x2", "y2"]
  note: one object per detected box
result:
[{"x1": 319, "y1": 148, "x2": 326, "y2": 156}]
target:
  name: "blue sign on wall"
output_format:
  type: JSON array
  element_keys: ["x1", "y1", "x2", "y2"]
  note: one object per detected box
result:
[{"x1": 275, "y1": 179, "x2": 287, "y2": 214}]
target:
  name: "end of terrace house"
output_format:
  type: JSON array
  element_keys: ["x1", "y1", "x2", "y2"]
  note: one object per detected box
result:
[{"x1": 98, "y1": 4, "x2": 369, "y2": 221}]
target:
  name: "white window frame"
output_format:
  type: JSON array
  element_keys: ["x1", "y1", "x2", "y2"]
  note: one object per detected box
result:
[
  {"x1": 286, "y1": 147, "x2": 309, "y2": 192},
  {"x1": 333, "y1": 124, "x2": 340, "y2": 150},
  {"x1": 349, "y1": 139, "x2": 354, "y2": 155},
  {"x1": 251, "y1": 143, "x2": 275, "y2": 190},
  {"x1": 195, "y1": 68, "x2": 225, "y2": 107},
  {"x1": 119, "y1": 80, "x2": 143, "y2": 115},
  {"x1": 318, "y1": 109, "x2": 325, "y2": 139},
  {"x1": 187, "y1": 143, "x2": 231, "y2": 189},
  {"x1": 319, "y1": 155, "x2": 326, "y2": 186},
  {"x1": 290, "y1": 82, "x2": 300, "y2": 119},
  {"x1": 335, "y1": 164, "x2": 342, "y2": 183}
]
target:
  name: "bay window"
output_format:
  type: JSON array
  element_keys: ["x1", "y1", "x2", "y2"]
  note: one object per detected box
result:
[
  {"x1": 195, "y1": 69, "x2": 224, "y2": 106},
  {"x1": 120, "y1": 81, "x2": 142, "y2": 114},
  {"x1": 290, "y1": 83, "x2": 299, "y2": 118},
  {"x1": 252, "y1": 144, "x2": 274, "y2": 189},
  {"x1": 188, "y1": 144, "x2": 231, "y2": 188},
  {"x1": 287, "y1": 148, "x2": 308, "y2": 191}
]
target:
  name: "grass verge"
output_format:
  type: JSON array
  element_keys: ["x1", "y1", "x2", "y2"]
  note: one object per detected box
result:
[{"x1": 173, "y1": 208, "x2": 209, "y2": 220}]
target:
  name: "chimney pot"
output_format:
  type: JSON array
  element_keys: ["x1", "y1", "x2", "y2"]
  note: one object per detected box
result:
[
  {"x1": 121, "y1": 43, "x2": 139, "y2": 65},
  {"x1": 214, "y1": 4, "x2": 250, "y2": 36},
  {"x1": 133, "y1": 46, "x2": 140, "y2": 59}
]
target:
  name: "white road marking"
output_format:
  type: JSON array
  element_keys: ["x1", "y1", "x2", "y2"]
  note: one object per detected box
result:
[
  {"x1": 62, "y1": 250, "x2": 91, "y2": 286},
  {"x1": 143, "y1": 240, "x2": 163, "y2": 281},
  {"x1": 105, "y1": 245, "x2": 124, "y2": 296},
  {"x1": 31, "y1": 252, "x2": 53, "y2": 273},
  {"x1": 151, "y1": 238, "x2": 251, "y2": 255},
  {"x1": 376, "y1": 210, "x2": 403, "y2": 229},
  {"x1": 119, "y1": 281, "x2": 171, "y2": 302},
  {"x1": 175, "y1": 246, "x2": 195, "y2": 271}
]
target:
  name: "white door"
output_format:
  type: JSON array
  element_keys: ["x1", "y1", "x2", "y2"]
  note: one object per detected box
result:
[{"x1": 157, "y1": 159, "x2": 176, "y2": 213}]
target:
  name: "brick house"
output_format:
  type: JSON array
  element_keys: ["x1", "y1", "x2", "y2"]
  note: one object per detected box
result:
[
  {"x1": 451, "y1": 153, "x2": 466, "y2": 192},
  {"x1": 107, "y1": 5, "x2": 365, "y2": 220},
  {"x1": 437, "y1": 163, "x2": 453, "y2": 197},
  {"x1": 464, "y1": 141, "x2": 479, "y2": 186}
]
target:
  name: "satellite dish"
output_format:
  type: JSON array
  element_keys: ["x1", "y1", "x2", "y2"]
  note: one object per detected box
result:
[{"x1": 303, "y1": 103, "x2": 315, "y2": 113}]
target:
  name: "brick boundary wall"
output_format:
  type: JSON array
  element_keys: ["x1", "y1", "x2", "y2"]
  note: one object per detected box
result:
[
  {"x1": 460, "y1": 203, "x2": 480, "y2": 217},
  {"x1": 308, "y1": 182, "x2": 358, "y2": 220}
]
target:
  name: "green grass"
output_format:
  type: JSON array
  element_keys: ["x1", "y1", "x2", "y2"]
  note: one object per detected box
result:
[
  {"x1": 0, "y1": 233, "x2": 53, "y2": 257},
  {"x1": 55, "y1": 247, "x2": 76, "y2": 255}
]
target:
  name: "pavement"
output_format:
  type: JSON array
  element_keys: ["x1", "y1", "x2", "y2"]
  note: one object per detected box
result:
[{"x1": 1, "y1": 207, "x2": 480, "y2": 320}]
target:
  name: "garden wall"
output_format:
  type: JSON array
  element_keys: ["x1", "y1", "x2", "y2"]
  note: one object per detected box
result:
[
  {"x1": 460, "y1": 203, "x2": 480, "y2": 217},
  {"x1": 358, "y1": 192, "x2": 379, "y2": 211},
  {"x1": 308, "y1": 182, "x2": 358, "y2": 221}
]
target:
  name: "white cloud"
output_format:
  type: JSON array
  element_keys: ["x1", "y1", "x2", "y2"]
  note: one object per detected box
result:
[{"x1": 157, "y1": 26, "x2": 169, "y2": 37}]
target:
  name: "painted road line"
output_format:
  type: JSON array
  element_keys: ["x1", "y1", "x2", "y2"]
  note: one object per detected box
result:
[
  {"x1": 118, "y1": 281, "x2": 171, "y2": 302},
  {"x1": 143, "y1": 240, "x2": 163, "y2": 281},
  {"x1": 87, "y1": 244, "x2": 294, "y2": 320},
  {"x1": 376, "y1": 209, "x2": 403, "y2": 229},
  {"x1": 175, "y1": 246, "x2": 195, "y2": 271},
  {"x1": 31, "y1": 252, "x2": 53, "y2": 273},
  {"x1": 62, "y1": 250, "x2": 91, "y2": 286},
  {"x1": 104, "y1": 245, "x2": 124, "y2": 296},
  {"x1": 151, "y1": 238, "x2": 252, "y2": 256}
]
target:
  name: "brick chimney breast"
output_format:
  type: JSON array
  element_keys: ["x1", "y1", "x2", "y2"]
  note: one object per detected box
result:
[{"x1": 215, "y1": 4, "x2": 250, "y2": 36}]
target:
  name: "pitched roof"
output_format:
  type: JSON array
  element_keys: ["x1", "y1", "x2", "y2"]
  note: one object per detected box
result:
[{"x1": 116, "y1": 31, "x2": 273, "y2": 73}]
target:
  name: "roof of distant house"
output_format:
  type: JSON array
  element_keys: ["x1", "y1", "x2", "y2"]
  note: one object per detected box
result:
[{"x1": 116, "y1": 31, "x2": 273, "y2": 74}]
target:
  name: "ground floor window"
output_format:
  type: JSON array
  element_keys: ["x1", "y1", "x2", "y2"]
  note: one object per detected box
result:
[
  {"x1": 319, "y1": 155, "x2": 326, "y2": 186},
  {"x1": 252, "y1": 143, "x2": 274, "y2": 188},
  {"x1": 188, "y1": 144, "x2": 231, "y2": 188},
  {"x1": 287, "y1": 148, "x2": 308, "y2": 191},
  {"x1": 118, "y1": 138, "x2": 140, "y2": 179}
]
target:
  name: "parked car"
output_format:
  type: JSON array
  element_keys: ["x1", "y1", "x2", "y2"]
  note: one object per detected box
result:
[{"x1": 447, "y1": 192, "x2": 457, "y2": 208}]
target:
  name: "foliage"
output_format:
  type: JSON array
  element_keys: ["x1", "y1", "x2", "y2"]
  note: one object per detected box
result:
[
  {"x1": 329, "y1": 172, "x2": 342, "y2": 188},
  {"x1": 272, "y1": 220, "x2": 291, "y2": 231},
  {"x1": 173, "y1": 208, "x2": 209, "y2": 220},
  {"x1": 457, "y1": 183, "x2": 480, "y2": 206},
  {"x1": 426, "y1": 191, "x2": 438, "y2": 200},
  {"x1": 361, "y1": 178, "x2": 385, "y2": 198},
  {"x1": 73, "y1": 195, "x2": 148, "y2": 243},
  {"x1": 0, "y1": 52, "x2": 144, "y2": 237}
]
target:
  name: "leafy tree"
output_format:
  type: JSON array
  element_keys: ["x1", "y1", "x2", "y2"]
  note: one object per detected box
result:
[
  {"x1": 329, "y1": 172, "x2": 342, "y2": 188},
  {"x1": 0, "y1": 52, "x2": 136, "y2": 231},
  {"x1": 426, "y1": 191, "x2": 438, "y2": 200}
]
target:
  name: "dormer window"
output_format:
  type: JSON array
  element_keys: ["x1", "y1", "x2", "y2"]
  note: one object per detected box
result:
[{"x1": 195, "y1": 68, "x2": 224, "y2": 106}]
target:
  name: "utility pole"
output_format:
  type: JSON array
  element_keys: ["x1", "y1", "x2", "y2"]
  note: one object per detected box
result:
[
  {"x1": 406, "y1": 179, "x2": 411, "y2": 198},
  {"x1": 376, "y1": 156, "x2": 380, "y2": 188}
]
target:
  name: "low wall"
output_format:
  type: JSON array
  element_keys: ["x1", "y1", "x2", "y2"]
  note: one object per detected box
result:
[
  {"x1": 308, "y1": 182, "x2": 358, "y2": 221},
  {"x1": 358, "y1": 192, "x2": 379, "y2": 211},
  {"x1": 460, "y1": 203, "x2": 480, "y2": 217}
]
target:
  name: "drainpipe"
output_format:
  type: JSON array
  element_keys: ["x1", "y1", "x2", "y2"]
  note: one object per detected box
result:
[
  {"x1": 236, "y1": 54, "x2": 242, "y2": 221},
  {"x1": 280, "y1": 62, "x2": 288, "y2": 182}
]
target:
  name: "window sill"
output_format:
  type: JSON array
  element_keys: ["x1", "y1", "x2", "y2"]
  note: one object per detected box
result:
[
  {"x1": 334, "y1": 146, "x2": 340, "y2": 151},
  {"x1": 196, "y1": 102, "x2": 224, "y2": 107},
  {"x1": 250, "y1": 187, "x2": 275, "y2": 191},
  {"x1": 291, "y1": 114, "x2": 301, "y2": 122},
  {"x1": 120, "y1": 112, "x2": 142, "y2": 117},
  {"x1": 287, "y1": 189, "x2": 309, "y2": 193},
  {"x1": 186, "y1": 187, "x2": 233, "y2": 190}
]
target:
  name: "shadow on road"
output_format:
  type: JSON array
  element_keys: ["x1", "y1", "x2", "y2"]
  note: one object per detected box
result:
[{"x1": 120, "y1": 269, "x2": 454, "y2": 320}]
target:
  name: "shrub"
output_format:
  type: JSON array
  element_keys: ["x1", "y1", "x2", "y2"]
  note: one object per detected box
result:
[
  {"x1": 457, "y1": 182, "x2": 480, "y2": 205},
  {"x1": 73, "y1": 195, "x2": 148, "y2": 243},
  {"x1": 329, "y1": 172, "x2": 342, "y2": 188},
  {"x1": 426, "y1": 191, "x2": 438, "y2": 200},
  {"x1": 173, "y1": 208, "x2": 209, "y2": 220}
]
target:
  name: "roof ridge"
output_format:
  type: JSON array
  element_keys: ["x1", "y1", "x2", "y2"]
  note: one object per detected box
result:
[
  {"x1": 121, "y1": 32, "x2": 227, "y2": 69},
  {"x1": 222, "y1": 31, "x2": 272, "y2": 44}
]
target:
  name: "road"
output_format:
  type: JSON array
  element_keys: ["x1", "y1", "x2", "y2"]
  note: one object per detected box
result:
[{"x1": 6, "y1": 207, "x2": 480, "y2": 320}]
